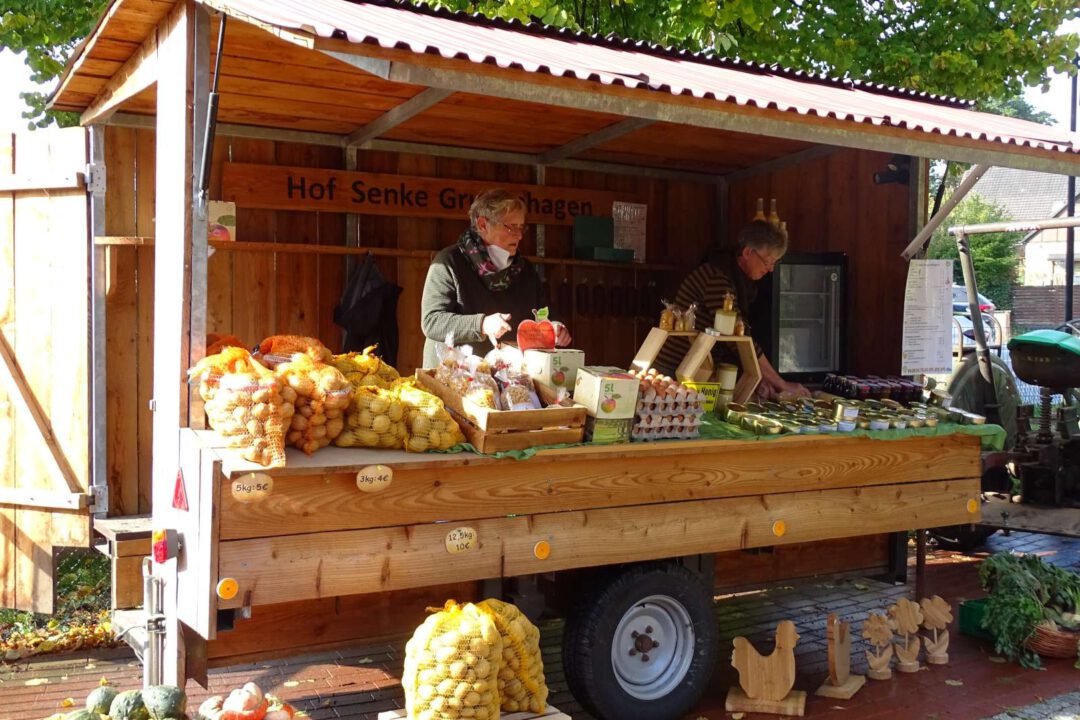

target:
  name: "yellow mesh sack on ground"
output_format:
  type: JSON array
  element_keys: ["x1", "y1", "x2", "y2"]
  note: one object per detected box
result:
[
  {"x1": 190, "y1": 350, "x2": 294, "y2": 468},
  {"x1": 402, "y1": 601, "x2": 503, "y2": 720},
  {"x1": 335, "y1": 386, "x2": 407, "y2": 449},
  {"x1": 478, "y1": 598, "x2": 548, "y2": 714},
  {"x1": 394, "y1": 378, "x2": 466, "y2": 452},
  {"x1": 277, "y1": 354, "x2": 351, "y2": 455}
]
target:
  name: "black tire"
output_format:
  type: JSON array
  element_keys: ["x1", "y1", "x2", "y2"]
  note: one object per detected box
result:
[
  {"x1": 928, "y1": 523, "x2": 998, "y2": 551},
  {"x1": 562, "y1": 562, "x2": 717, "y2": 720}
]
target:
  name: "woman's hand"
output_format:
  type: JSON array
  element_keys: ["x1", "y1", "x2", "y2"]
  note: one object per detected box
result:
[
  {"x1": 482, "y1": 313, "x2": 512, "y2": 339},
  {"x1": 778, "y1": 380, "x2": 811, "y2": 399},
  {"x1": 553, "y1": 321, "x2": 572, "y2": 347}
]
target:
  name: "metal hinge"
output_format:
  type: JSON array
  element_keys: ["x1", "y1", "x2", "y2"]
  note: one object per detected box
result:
[
  {"x1": 85, "y1": 161, "x2": 107, "y2": 195},
  {"x1": 90, "y1": 484, "x2": 109, "y2": 511}
]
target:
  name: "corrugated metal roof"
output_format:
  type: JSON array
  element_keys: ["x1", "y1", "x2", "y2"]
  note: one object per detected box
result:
[{"x1": 207, "y1": 0, "x2": 1079, "y2": 156}]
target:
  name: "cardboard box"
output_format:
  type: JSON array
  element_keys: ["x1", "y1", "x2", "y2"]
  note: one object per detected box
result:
[
  {"x1": 585, "y1": 416, "x2": 632, "y2": 444},
  {"x1": 573, "y1": 366, "x2": 639, "y2": 419},
  {"x1": 524, "y1": 349, "x2": 585, "y2": 391}
]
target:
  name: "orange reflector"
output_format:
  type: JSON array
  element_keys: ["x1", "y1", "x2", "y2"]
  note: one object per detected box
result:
[
  {"x1": 533, "y1": 540, "x2": 551, "y2": 560},
  {"x1": 772, "y1": 520, "x2": 786, "y2": 537},
  {"x1": 216, "y1": 578, "x2": 239, "y2": 600},
  {"x1": 967, "y1": 499, "x2": 978, "y2": 514}
]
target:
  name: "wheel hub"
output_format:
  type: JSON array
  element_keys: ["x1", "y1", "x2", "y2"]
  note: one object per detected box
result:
[{"x1": 611, "y1": 595, "x2": 696, "y2": 701}]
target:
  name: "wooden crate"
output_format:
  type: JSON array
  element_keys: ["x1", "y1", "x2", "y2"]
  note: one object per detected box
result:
[
  {"x1": 415, "y1": 369, "x2": 585, "y2": 453},
  {"x1": 379, "y1": 705, "x2": 570, "y2": 719}
]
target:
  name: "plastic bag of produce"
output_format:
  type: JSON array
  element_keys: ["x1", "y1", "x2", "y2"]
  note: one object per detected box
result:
[
  {"x1": 394, "y1": 379, "x2": 466, "y2": 452},
  {"x1": 402, "y1": 601, "x2": 503, "y2": 720},
  {"x1": 478, "y1": 598, "x2": 548, "y2": 714},
  {"x1": 277, "y1": 354, "x2": 351, "y2": 454},
  {"x1": 496, "y1": 370, "x2": 541, "y2": 411},
  {"x1": 336, "y1": 386, "x2": 407, "y2": 449}
]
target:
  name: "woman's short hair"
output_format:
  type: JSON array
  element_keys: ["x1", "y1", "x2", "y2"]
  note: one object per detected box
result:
[
  {"x1": 738, "y1": 219, "x2": 788, "y2": 255},
  {"x1": 469, "y1": 189, "x2": 526, "y2": 229}
]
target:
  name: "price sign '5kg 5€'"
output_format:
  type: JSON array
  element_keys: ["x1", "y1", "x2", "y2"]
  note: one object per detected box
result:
[
  {"x1": 445, "y1": 526, "x2": 478, "y2": 555},
  {"x1": 231, "y1": 473, "x2": 274, "y2": 503}
]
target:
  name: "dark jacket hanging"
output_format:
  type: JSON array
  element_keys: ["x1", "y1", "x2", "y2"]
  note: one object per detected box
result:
[{"x1": 333, "y1": 252, "x2": 404, "y2": 365}]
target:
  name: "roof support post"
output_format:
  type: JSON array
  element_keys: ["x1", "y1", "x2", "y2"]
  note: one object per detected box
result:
[{"x1": 900, "y1": 164, "x2": 989, "y2": 260}]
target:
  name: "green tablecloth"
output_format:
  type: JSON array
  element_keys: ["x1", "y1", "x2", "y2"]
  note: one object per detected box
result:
[{"x1": 440, "y1": 417, "x2": 1005, "y2": 460}]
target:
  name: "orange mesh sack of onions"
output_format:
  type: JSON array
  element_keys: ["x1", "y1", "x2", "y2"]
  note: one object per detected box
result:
[
  {"x1": 276, "y1": 353, "x2": 352, "y2": 455},
  {"x1": 188, "y1": 347, "x2": 294, "y2": 468}
]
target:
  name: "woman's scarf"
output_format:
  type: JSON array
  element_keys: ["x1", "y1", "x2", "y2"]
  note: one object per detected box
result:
[{"x1": 458, "y1": 228, "x2": 525, "y2": 291}]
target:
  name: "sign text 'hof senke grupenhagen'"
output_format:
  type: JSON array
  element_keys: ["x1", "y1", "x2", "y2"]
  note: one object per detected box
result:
[{"x1": 221, "y1": 163, "x2": 629, "y2": 225}]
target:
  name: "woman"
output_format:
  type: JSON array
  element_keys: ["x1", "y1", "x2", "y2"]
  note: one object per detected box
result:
[
  {"x1": 656, "y1": 220, "x2": 809, "y2": 400},
  {"x1": 421, "y1": 188, "x2": 570, "y2": 368}
]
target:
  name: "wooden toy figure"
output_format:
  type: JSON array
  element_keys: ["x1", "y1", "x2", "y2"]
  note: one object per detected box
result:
[
  {"x1": 920, "y1": 595, "x2": 953, "y2": 665},
  {"x1": 815, "y1": 614, "x2": 866, "y2": 699},
  {"x1": 726, "y1": 620, "x2": 807, "y2": 716},
  {"x1": 889, "y1": 598, "x2": 924, "y2": 673},
  {"x1": 861, "y1": 613, "x2": 894, "y2": 681}
]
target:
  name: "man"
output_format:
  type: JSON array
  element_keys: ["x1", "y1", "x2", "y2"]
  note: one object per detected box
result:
[{"x1": 656, "y1": 220, "x2": 810, "y2": 400}]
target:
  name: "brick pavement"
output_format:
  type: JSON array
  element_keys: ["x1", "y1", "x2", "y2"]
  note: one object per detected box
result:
[{"x1": 3, "y1": 530, "x2": 1080, "y2": 720}]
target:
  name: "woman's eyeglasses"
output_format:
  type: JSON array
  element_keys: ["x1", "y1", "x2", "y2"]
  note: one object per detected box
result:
[
  {"x1": 499, "y1": 222, "x2": 527, "y2": 236},
  {"x1": 752, "y1": 248, "x2": 781, "y2": 270}
]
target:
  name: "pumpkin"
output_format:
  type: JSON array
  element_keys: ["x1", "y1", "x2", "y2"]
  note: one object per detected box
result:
[
  {"x1": 86, "y1": 686, "x2": 118, "y2": 715},
  {"x1": 195, "y1": 695, "x2": 225, "y2": 720},
  {"x1": 143, "y1": 684, "x2": 187, "y2": 719},
  {"x1": 221, "y1": 682, "x2": 269, "y2": 720},
  {"x1": 109, "y1": 689, "x2": 150, "y2": 720},
  {"x1": 264, "y1": 694, "x2": 298, "y2": 720}
]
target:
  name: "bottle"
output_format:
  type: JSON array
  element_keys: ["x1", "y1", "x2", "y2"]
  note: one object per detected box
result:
[
  {"x1": 713, "y1": 292, "x2": 737, "y2": 335},
  {"x1": 768, "y1": 198, "x2": 781, "y2": 228},
  {"x1": 753, "y1": 198, "x2": 766, "y2": 222}
]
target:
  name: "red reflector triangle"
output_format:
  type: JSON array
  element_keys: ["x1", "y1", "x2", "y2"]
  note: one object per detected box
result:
[{"x1": 173, "y1": 468, "x2": 189, "y2": 511}]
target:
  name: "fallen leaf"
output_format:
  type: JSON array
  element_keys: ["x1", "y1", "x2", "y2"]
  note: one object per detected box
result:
[
  {"x1": 853, "y1": 583, "x2": 870, "y2": 591},
  {"x1": 356, "y1": 657, "x2": 374, "y2": 664},
  {"x1": 283, "y1": 681, "x2": 300, "y2": 688},
  {"x1": 733, "y1": 714, "x2": 745, "y2": 720},
  {"x1": 98, "y1": 676, "x2": 109, "y2": 685},
  {"x1": 25, "y1": 678, "x2": 49, "y2": 686},
  {"x1": 60, "y1": 698, "x2": 75, "y2": 708},
  {"x1": 988, "y1": 656, "x2": 1006, "y2": 663},
  {"x1": 945, "y1": 679, "x2": 964, "y2": 687}
]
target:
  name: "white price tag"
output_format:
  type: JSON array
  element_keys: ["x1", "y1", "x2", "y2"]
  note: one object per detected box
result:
[
  {"x1": 231, "y1": 473, "x2": 273, "y2": 502},
  {"x1": 445, "y1": 526, "x2": 478, "y2": 555},
  {"x1": 356, "y1": 464, "x2": 393, "y2": 493}
]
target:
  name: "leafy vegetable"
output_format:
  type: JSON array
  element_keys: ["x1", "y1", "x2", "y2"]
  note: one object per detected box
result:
[{"x1": 979, "y1": 552, "x2": 1080, "y2": 668}]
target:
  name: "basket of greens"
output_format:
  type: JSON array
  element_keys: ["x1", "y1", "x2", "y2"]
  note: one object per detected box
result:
[{"x1": 979, "y1": 552, "x2": 1080, "y2": 668}]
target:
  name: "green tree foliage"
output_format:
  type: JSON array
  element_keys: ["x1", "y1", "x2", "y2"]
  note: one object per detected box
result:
[
  {"x1": 3, "y1": 0, "x2": 1078, "y2": 127},
  {"x1": 423, "y1": 0, "x2": 1079, "y2": 100},
  {"x1": 926, "y1": 193, "x2": 1022, "y2": 310},
  {"x1": 1, "y1": 0, "x2": 108, "y2": 128}
]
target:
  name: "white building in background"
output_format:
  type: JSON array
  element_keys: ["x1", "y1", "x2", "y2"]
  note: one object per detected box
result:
[{"x1": 971, "y1": 166, "x2": 1079, "y2": 286}]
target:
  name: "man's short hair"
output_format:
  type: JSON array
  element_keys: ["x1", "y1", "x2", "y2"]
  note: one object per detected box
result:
[
  {"x1": 738, "y1": 220, "x2": 789, "y2": 256},
  {"x1": 469, "y1": 189, "x2": 527, "y2": 229}
]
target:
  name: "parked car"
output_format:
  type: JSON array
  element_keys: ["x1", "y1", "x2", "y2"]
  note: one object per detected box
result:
[
  {"x1": 951, "y1": 312, "x2": 1001, "y2": 353},
  {"x1": 952, "y1": 285, "x2": 996, "y2": 314}
]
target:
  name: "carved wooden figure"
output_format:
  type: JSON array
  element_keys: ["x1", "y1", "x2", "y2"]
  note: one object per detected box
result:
[
  {"x1": 861, "y1": 613, "x2": 894, "y2": 681},
  {"x1": 815, "y1": 613, "x2": 866, "y2": 699},
  {"x1": 726, "y1": 620, "x2": 807, "y2": 716},
  {"x1": 890, "y1": 598, "x2": 924, "y2": 673},
  {"x1": 920, "y1": 595, "x2": 953, "y2": 665}
]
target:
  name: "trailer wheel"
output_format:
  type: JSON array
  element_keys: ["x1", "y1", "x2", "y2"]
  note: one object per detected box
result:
[{"x1": 562, "y1": 562, "x2": 717, "y2": 720}]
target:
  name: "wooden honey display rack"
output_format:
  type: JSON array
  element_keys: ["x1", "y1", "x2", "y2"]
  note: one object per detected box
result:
[{"x1": 631, "y1": 327, "x2": 762, "y2": 403}]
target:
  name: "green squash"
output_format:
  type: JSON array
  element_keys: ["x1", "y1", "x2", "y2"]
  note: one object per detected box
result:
[
  {"x1": 86, "y1": 685, "x2": 119, "y2": 714},
  {"x1": 109, "y1": 688, "x2": 150, "y2": 720},
  {"x1": 143, "y1": 684, "x2": 188, "y2": 719},
  {"x1": 65, "y1": 711, "x2": 100, "y2": 720}
]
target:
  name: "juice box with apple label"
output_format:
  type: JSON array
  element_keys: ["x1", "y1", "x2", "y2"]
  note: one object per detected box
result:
[
  {"x1": 524, "y1": 348, "x2": 585, "y2": 390},
  {"x1": 573, "y1": 366, "x2": 639, "y2": 419}
]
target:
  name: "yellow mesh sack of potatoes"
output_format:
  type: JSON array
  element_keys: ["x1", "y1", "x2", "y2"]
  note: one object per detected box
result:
[
  {"x1": 478, "y1": 598, "x2": 548, "y2": 714},
  {"x1": 330, "y1": 346, "x2": 401, "y2": 390},
  {"x1": 277, "y1": 354, "x2": 351, "y2": 455},
  {"x1": 189, "y1": 349, "x2": 294, "y2": 468},
  {"x1": 393, "y1": 378, "x2": 466, "y2": 452},
  {"x1": 403, "y1": 601, "x2": 503, "y2": 720},
  {"x1": 335, "y1": 386, "x2": 407, "y2": 449}
]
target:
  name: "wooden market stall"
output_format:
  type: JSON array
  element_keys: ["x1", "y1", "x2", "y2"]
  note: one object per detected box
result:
[{"x1": 31, "y1": 0, "x2": 1080, "y2": 715}]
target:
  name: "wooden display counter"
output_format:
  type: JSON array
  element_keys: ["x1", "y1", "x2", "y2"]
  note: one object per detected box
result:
[{"x1": 162, "y1": 427, "x2": 981, "y2": 679}]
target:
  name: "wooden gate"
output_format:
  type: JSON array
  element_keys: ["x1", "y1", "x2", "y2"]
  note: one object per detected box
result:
[{"x1": 0, "y1": 128, "x2": 92, "y2": 613}]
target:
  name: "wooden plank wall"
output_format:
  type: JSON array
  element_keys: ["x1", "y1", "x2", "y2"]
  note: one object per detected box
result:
[
  {"x1": 726, "y1": 149, "x2": 912, "y2": 376},
  {"x1": 0, "y1": 128, "x2": 92, "y2": 613}
]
